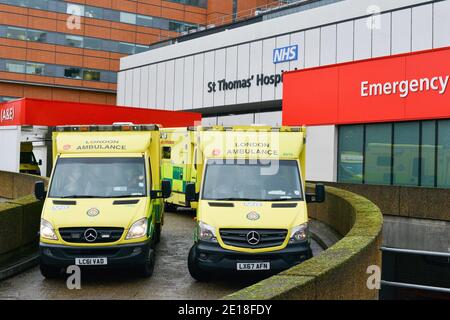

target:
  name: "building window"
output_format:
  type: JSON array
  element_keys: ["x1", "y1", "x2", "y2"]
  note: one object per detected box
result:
[
  {"x1": 85, "y1": 5, "x2": 103, "y2": 19},
  {"x1": 84, "y1": 37, "x2": 102, "y2": 50},
  {"x1": 437, "y1": 120, "x2": 450, "y2": 188},
  {"x1": 65, "y1": 35, "x2": 83, "y2": 48},
  {"x1": 6, "y1": 26, "x2": 27, "y2": 40},
  {"x1": 83, "y1": 70, "x2": 100, "y2": 81},
  {"x1": 64, "y1": 67, "x2": 82, "y2": 79},
  {"x1": 27, "y1": 30, "x2": 47, "y2": 42},
  {"x1": 5, "y1": 60, "x2": 25, "y2": 73},
  {"x1": 137, "y1": 15, "x2": 153, "y2": 27},
  {"x1": 120, "y1": 12, "x2": 136, "y2": 25},
  {"x1": 337, "y1": 125, "x2": 364, "y2": 184},
  {"x1": 118, "y1": 42, "x2": 135, "y2": 54},
  {"x1": 421, "y1": 121, "x2": 436, "y2": 187},
  {"x1": 393, "y1": 122, "x2": 420, "y2": 186},
  {"x1": 66, "y1": 3, "x2": 84, "y2": 16},
  {"x1": 26, "y1": 62, "x2": 45, "y2": 75},
  {"x1": 338, "y1": 120, "x2": 450, "y2": 188},
  {"x1": 364, "y1": 123, "x2": 392, "y2": 185},
  {"x1": 135, "y1": 45, "x2": 149, "y2": 54},
  {"x1": 0, "y1": 96, "x2": 20, "y2": 103}
]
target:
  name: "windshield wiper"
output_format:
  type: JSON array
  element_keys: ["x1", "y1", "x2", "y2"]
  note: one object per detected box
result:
[
  {"x1": 268, "y1": 198, "x2": 303, "y2": 202},
  {"x1": 113, "y1": 195, "x2": 145, "y2": 198},
  {"x1": 211, "y1": 198, "x2": 263, "y2": 201},
  {"x1": 60, "y1": 195, "x2": 105, "y2": 199}
]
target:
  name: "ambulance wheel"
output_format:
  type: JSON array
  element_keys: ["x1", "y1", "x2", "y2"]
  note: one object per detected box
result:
[
  {"x1": 188, "y1": 246, "x2": 211, "y2": 282},
  {"x1": 40, "y1": 263, "x2": 61, "y2": 279},
  {"x1": 154, "y1": 223, "x2": 161, "y2": 244},
  {"x1": 138, "y1": 247, "x2": 155, "y2": 278}
]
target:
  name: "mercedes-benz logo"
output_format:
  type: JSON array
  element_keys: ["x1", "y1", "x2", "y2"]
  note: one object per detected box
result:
[
  {"x1": 246, "y1": 231, "x2": 261, "y2": 245},
  {"x1": 84, "y1": 228, "x2": 98, "y2": 242}
]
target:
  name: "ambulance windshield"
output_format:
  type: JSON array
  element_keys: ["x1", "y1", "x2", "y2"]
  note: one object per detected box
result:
[
  {"x1": 49, "y1": 157, "x2": 146, "y2": 198},
  {"x1": 202, "y1": 159, "x2": 303, "y2": 201}
]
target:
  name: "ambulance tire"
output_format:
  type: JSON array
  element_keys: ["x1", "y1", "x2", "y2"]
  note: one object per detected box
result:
[
  {"x1": 154, "y1": 223, "x2": 161, "y2": 244},
  {"x1": 40, "y1": 263, "x2": 61, "y2": 279},
  {"x1": 188, "y1": 246, "x2": 211, "y2": 282},
  {"x1": 137, "y1": 247, "x2": 156, "y2": 278}
]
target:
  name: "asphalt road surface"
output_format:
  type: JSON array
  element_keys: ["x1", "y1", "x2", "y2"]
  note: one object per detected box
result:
[{"x1": 0, "y1": 210, "x2": 323, "y2": 300}]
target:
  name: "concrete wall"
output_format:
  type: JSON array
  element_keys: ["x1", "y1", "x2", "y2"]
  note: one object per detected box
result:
[
  {"x1": 0, "y1": 171, "x2": 48, "y2": 265},
  {"x1": 320, "y1": 182, "x2": 450, "y2": 221},
  {"x1": 225, "y1": 184, "x2": 383, "y2": 300},
  {"x1": 0, "y1": 170, "x2": 47, "y2": 200}
]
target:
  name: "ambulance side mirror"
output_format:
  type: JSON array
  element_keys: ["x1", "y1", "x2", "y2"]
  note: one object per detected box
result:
[
  {"x1": 185, "y1": 183, "x2": 198, "y2": 202},
  {"x1": 34, "y1": 181, "x2": 46, "y2": 201},
  {"x1": 38, "y1": 159, "x2": 43, "y2": 166},
  {"x1": 161, "y1": 180, "x2": 172, "y2": 199},
  {"x1": 306, "y1": 184, "x2": 325, "y2": 203}
]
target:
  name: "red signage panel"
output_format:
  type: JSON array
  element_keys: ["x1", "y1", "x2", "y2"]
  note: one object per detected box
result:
[
  {"x1": 282, "y1": 46, "x2": 450, "y2": 126},
  {"x1": 0, "y1": 98, "x2": 202, "y2": 127}
]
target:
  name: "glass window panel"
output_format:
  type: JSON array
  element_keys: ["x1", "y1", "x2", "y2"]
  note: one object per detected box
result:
[
  {"x1": 421, "y1": 121, "x2": 436, "y2": 187},
  {"x1": 84, "y1": 6, "x2": 103, "y2": 19},
  {"x1": 83, "y1": 70, "x2": 100, "y2": 81},
  {"x1": 338, "y1": 125, "x2": 364, "y2": 183},
  {"x1": 169, "y1": 21, "x2": 183, "y2": 32},
  {"x1": 120, "y1": 12, "x2": 136, "y2": 24},
  {"x1": 0, "y1": 96, "x2": 20, "y2": 103},
  {"x1": 118, "y1": 42, "x2": 134, "y2": 54},
  {"x1": 27, "y1": 30, "x2": 47, "y2": 42},
  {"x1": 437, "y1": 119, "x2": 450, "y2": 188},
  {"x1": 104, "y1": 9, "x2": 120, "y2": 22},
  {"x1": 137, "y1": 15, "x2": 153, "y2": 27},
  {"x1": 66, "y1": 3, "x2": 84, "y2": 16},
  {"x1": 102, "y1": 40, "x2": 118, "y2": 52},
  {"x1": 6, "y1": 61, "x2": 25, "y2": 73},
  {"x1": 393, "y1": 122, "x2": 420, "y2": 186},
  {"x1": 65, "y1": 35, "x2": 83, "y2": 47},
  {"x1": 135, "y1": 45, "x2": 148, "y2": 54},
  {"x1": 64, "y1": 67, "x2": 82, "y2": 79},
  {"x1": 0, "y1": 25, "x2": 6, "y2": 37},
  {"x1": 109, "y1": 72, "x2": 117, "y2": 83},
  {"x1": 48, "y1": 0, "x2": 67, "y2": 13},
  {"x1": 153, "y1": 18, "x2": 169, "y2": 30},
  {"x1": 32, "y1": 0, "x2": 48, "y2": 10},
  {"x1": 364, "y1": 123, "x2": 392, "y2": 185},
  {"x1": 6, "y1": 26, "x2": 27, "y2": 40},
  {"x1": 84, "y1": 37, "x2": 102, "y2": 50},
  {"x1": 26, "y1": 62, "x2": 46, "y2": 75}
]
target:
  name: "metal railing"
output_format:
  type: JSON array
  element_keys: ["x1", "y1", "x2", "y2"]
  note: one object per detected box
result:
[
  {"x1": 154, "y1": 0, "x2": 308, "y2": 43},
  {"x1": 380, "y1": 247, "x2": 450, "y2": 295}
]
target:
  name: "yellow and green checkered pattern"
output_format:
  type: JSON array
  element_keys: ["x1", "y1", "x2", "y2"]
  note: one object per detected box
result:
[{"x1": 162, "y1": 163, "x2": 187, "y2": 193}]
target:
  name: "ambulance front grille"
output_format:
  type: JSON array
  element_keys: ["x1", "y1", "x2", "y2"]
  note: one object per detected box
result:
[
  {"x1": 59, "y1": 227, "x2": 124, "y2": 243},
  {"x1": 219, "y1": 229, "x2": 288, "y2": 249}
]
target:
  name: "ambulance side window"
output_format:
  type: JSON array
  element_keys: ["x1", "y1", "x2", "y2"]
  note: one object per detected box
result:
[{"x1": 163, "y1": 147, "x2": 171, "y2": 159}]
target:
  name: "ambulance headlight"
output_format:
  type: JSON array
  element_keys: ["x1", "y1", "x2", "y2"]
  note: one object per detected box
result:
[
  {"x1": 197, "y1": 221, "x2": 217, "y2": 242},
  {"x1": 126, "y1": 218, "x2": 148, "y2": 240},
  {"x1": 289, "y1": 223, "x2": 308, "y2": 243},
  {"x1": 40, "y1": 219, "x2": 58, "y2": 240}
]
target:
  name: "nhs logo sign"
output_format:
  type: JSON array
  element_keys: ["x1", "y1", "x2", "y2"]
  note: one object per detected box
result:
[{"x1": 273, "y1": 45, "x2": 298, "y2": 64}]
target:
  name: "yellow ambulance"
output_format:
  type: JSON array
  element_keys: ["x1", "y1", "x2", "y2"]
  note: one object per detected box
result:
[
  {"x1": 34, "y1": 124, "x2": 171, "y2": 278},
  {"x1": 160, "y1": 128, "x2": 197, "y2": 210},
  {"x1": 183, "y1": 126, "x2": 325, "y2": 280},
  {"x1": 20, "y1": 142, "x2": 41, "y2": 176}
]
